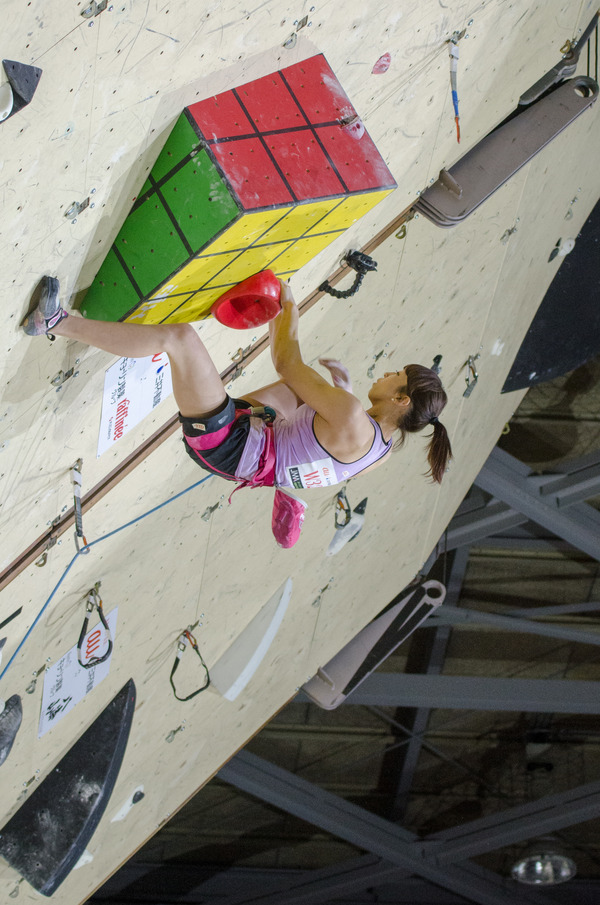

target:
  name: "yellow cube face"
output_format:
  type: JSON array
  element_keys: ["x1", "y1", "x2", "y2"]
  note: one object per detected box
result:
[
  {"x1": 124, "y1": 189, "x2": 393, "y2": 324},
  {"x1": 208, "y1": 208, "x2": 294, "y2": 254},
  {"x1": 126, "y1": 191, "x2": 394, "y2": 324}
]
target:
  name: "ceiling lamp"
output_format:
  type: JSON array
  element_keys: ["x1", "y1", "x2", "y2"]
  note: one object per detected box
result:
[{"x1": 511, "y1": 851, "x2": 577, "y2": 886}]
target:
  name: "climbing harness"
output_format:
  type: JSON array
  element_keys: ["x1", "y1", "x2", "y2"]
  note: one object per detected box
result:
[
  {"x1": 334, "y1": 488, "x2": 352, "y2": 529},
  {"x1": 319, "y1": 251, "x2": 378, "y2": 299},
  {"x1": 77, "y1": 583, "x2": 113, "y2": 669},
  {"x1": 169, "y1": 628, "x2": 210, "y2": 701},
  {"x1": 71, "y1": 459, "x2": 89, "y2": 553}
]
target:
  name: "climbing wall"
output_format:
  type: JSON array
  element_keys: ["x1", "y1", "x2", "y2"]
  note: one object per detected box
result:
[
  {"x1": 1, "y1": 0, "x2": 599, "y2": 903},
  {"x1": 82, "y1": 54, "x2": 396, "y2": 324}
]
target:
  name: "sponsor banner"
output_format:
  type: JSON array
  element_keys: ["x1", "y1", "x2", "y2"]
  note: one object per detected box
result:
[
  {"x1": 97, "y1": 353, "x2": 173, "y2": 456},
  {"x1": 38, "y1": 609, "x2": 118, "y2": 737}
]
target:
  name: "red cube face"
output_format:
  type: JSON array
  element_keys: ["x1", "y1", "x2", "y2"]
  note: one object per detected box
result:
[{"x1": 186, "y1": 54, "x2": 396, "y2": 211}]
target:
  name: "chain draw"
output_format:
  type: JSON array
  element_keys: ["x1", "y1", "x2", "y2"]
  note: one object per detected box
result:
[
  {"x1": 170, "y1": 628, "x2": 210, "y2": 701},
  {"x1": 77, "y1": 583, "x2": 113, "y2": 669}
]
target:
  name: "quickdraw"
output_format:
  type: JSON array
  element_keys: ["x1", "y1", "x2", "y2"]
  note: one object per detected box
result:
[
  {"x1": 72, "y1": 459, "x2": 89, "y2": 554},
  {"x1": 448, "y1": 31, "x2": 465, "y2": 144},
  {"x1": 334, "y1": 488, "x2": 352, "y2": 529},
  {"x1": 77, "y1": 583, "x2": 113, "y2": 669},
  {"x1": 319, "y1": 251, "x2": 377, "y2": 299},
  {"x1": 169, "y1": 628, "x2": 210, "y2": 701}
]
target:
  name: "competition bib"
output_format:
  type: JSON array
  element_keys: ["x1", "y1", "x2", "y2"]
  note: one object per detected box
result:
[{"x1": 287, "y1": 457, "x2": 336, "y2": 489}]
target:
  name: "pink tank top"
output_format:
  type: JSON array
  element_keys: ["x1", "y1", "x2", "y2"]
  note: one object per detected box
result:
[{"x1": 271, "y1": 405, "x2": 392, "y2": 489}]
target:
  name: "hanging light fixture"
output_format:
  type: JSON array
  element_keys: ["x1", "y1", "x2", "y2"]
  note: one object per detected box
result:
[{"x1": 511, "y1": 850, "x2": 577, "y2": 886}]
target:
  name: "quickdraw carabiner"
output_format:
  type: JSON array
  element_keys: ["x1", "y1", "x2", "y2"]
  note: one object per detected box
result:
[
  {"x1": 334, "y1": 488, "x2": 352, "y2": 529},
  {"x1": 72, "y1": 459, "x2": 90, "y2": 554},
  {"x1": 77, "y1": 583, "x2": 113, "y2": 669},
  {"x1": 169, "y1": 628, "x2": 210, "y2": 701}
]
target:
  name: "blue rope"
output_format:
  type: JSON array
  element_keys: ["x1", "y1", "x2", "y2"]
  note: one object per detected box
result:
[{"x1": 0, "y1": 474, "x2": 212, "y2": 684}]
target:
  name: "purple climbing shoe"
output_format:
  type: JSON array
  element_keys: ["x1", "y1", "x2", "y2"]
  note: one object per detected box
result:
[{"x1": 22, "y1": 276, "x2": 68, "y2": 336}]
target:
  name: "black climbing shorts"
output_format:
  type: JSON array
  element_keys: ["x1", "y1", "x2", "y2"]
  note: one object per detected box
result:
[{"x1": 179, "y1": 396, "x2": 251, "y2": 480}]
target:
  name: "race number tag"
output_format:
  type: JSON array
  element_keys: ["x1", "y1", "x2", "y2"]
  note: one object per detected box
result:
[
  {"x1": 287, "y1": 457, "x2": 336, "y2": 489},
  {"x1": 38, "y1": 609, "x2": 118, "y2": 737}
]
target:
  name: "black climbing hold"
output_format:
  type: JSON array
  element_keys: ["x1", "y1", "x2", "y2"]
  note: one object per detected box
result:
[
  {"x1": 0, "y1": 679, "x2": 136, "y2": 896},
  {"x1": 132, "y1": 790, "x2": 145, "y2": 804},
  {"x1": 1, "y1": 60, "x2": 43, "y2": 121},
  {"x1": 0, "y1": 695, "x2": 23, "y2": 767},
  {"x1": 502, "y1": 198, "x2": 600, "y2": 392}
]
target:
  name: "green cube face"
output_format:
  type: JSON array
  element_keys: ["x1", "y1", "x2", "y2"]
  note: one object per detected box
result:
[{"x1": 83, "y1": 114, "x2": 241, "y2": 322}]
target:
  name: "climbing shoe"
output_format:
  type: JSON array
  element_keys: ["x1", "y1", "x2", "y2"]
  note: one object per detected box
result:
[
  {"x1": 22, "y1": 276, "x2": 68, "y2": 337},
  {"x1": 271, "y1": 487, "x2": 307, "y2": 549}
]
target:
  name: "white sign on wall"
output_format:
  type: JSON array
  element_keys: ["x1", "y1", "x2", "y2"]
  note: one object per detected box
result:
[
  {"x1": 97, "y1": 353, "x2": 173, "y2": 456},
  {"x1": 38, "y1": 608, "x2": 118, "y2": 737}
]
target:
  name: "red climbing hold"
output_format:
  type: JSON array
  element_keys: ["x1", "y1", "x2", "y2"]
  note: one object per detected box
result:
[
  {"x1": 372, "y1": 53, "x2": 391, "y2": 74},
  {"x1": 211, "y1": 270, "x2": 281, "y2": 329}
]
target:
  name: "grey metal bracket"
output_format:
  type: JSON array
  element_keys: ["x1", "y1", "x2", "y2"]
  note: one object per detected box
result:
[{"x1": 415, "y1": 76, "x2": 598, "y2": 227}]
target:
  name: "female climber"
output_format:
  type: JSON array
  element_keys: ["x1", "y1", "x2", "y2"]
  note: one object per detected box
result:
[{"x1": 23, "y1": 275, "x2": 452, "y2": 544}]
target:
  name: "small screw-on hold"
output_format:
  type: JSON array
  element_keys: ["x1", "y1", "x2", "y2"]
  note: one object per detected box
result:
[
  {"x1": 62, "y1": 506, "x2": 67, "y2": 512},
  {"x1": 468, "y1": 18, "x2": 474, "y2": 25},
  {"x1": 89, "y1": 20, "x2": 94, "y2": 26},
  {"x1": 293, "y1": 19, "x2": 298, "y2": 24},
  {"x1": 464, "y1": 33, "x2": 469, "y2": 38},
  {"x1": 91, "y1": 188, "x2": 96, "y2": 194},
  {"x1": 416, "y1": 190, "x2": 421, "y2": 195},
  {"x1": 90, "y1": 203, "x2": 95, "y2": 209},
  {"x1": 415, "y1": 213, "x2": 420, "y2": 219},
  {"x1": 308, "y1": 21, "x2": 312, "y2": 26},
  {"x1": 109, "y1": 4, "x2": 113, "y2": 9},
  {"x1": 310, "y1": 5, "x2": 315, "y2": 9}
]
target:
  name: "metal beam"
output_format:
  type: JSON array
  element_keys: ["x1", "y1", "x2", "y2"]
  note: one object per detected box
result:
[
  {"x1": 427, "y1": 778, "x2": 600, "y2": 860},
  {"x1": 539, "y1": 448, "x2": 600, "y2": 506},
  {"x1": 474, "y1": 448, "x2": 600, "y2": 560},
  {"x1": 341, "y1": 673, "x2": 600, "y2": 713},
  {"x1": 219, "y1": 753, "x2": 600, "y2": 905},
  {"x1": 387, "y1": 547, "x2": 470, "y2": 820},
  {"x1": 508, "y1": 601, "x2": 600, "y2": 617},
  {"x1": 429, "y1": 606, "x2": 600, "y2": 646},
  {"x1": 439, "y1": 498, "x2": 527, "y2": 550},
  {"x1": 219, "y1": 750, "x2": 548, "y2": 905}
]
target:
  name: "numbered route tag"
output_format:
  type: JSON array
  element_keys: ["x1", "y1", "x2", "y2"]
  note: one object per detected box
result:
[
  {"x1": 286, "y1": 457, "x2": 336, "y2": 490},
  {"x1": 38, "y1": 609, "x2": 118, "y2": 737}
]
